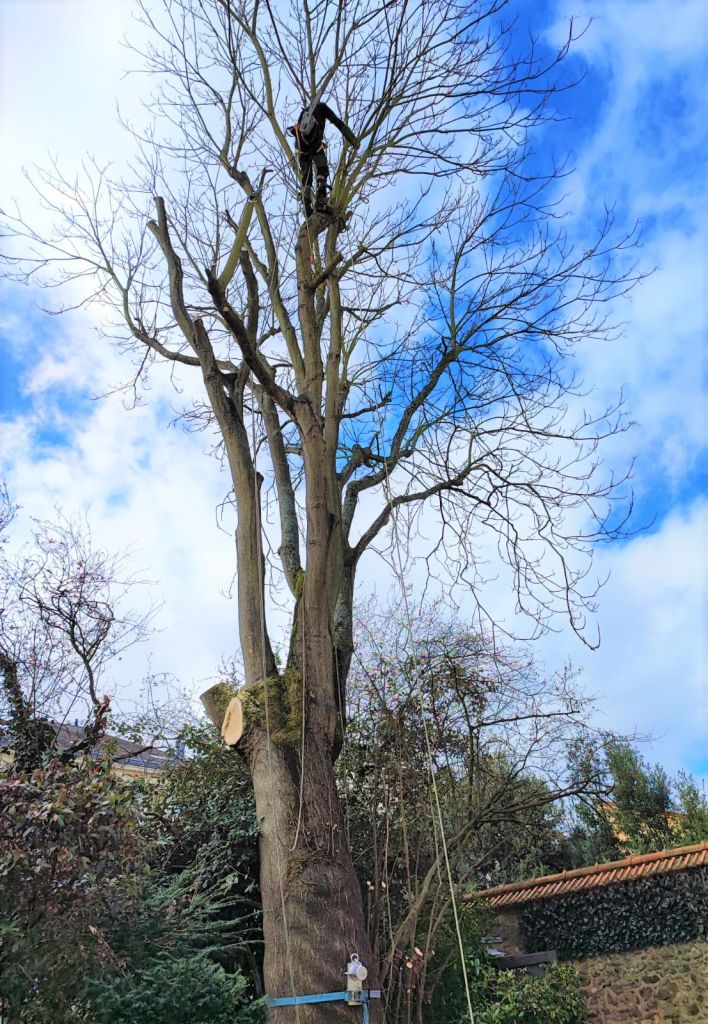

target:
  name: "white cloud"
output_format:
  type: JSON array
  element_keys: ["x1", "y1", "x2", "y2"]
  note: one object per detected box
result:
[
  {"x1": 548, "y1": 1, "x2": 708, "y2": 238},
  {"x1": 1, "y1": 298, "x2": 241, "y2": 702},
  {"x1": 0, "y1": 0, "x2": 142, "y2": 181},
  {"x1": 537, "y1": 0, "x2": 708, "y2": 774},
  {"x1": 571, "y1": 219, "x2": 708, "y2": 499},
  {"x1": 542, "y1": 0, "x2": 708, "y2": 504},
  {"x1": 549, "y1": 0, "x2": 707, "y2": 65},
  {"x1": 0, "y1": 0, "x2": 705, "y2": 781},
  {"x1": 544, "y1": 500, "x2": 708, "y2": 776}
]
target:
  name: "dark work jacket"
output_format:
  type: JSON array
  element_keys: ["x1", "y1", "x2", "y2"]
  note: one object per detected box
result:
[{"x1": 288, "y1": 102, "x2": 358, "y2": 155}]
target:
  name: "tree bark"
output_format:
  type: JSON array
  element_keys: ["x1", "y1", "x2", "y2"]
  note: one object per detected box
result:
[
  {"x1": 204, "y1": 674, "x2": 381, "y2": 1022},
  {"x1": 202, "y1": 381, "x2": 381, "y2": 1017}
]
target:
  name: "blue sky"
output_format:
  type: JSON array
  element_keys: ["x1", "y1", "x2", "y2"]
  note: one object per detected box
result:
[{"x1": 0, "y1": 0, "x2": 706, "y2": 779}]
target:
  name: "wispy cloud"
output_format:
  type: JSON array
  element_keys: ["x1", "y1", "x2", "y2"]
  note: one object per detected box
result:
[
  {"x1": 530, "y1": 0, "x2": 708, "y2": 772},
  {"x1": 0, "y1": 0, "x2": 705, "y2": 775}
]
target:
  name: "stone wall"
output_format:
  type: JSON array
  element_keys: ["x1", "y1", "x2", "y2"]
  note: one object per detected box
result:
[{"x1": 572, "y1": 940, "x2": 708, "y2": 1024}]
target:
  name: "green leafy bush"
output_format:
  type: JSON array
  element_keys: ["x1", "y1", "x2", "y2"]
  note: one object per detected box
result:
[
  {"x1": 160, "y1": 722, "x2": 259, "y2": 889},
  {"x1": 154, "y1": 722, "x2": 263, "y2": 982},
  {"x1": 523, "y1": 868, "x2": 708, "y2": 959},
  {"x1": 86, "y1": 954, "x2": 266, "y2": 1024},
  {"x1": 469, "y1": 962, "x2": 586, "y2": 1024},
  {"x1": 0, "y1": 746, "x2": 262, "y2": 1024},
  {"x1": 424, "y1": 910, "x2": 585, "y2": 1024},
  {"x1": 0, "y1": 759, "x2": 148, "y2": 1022},
  {"x1": 429, "y1": 956, "x2": 586, "y2": 1024}
]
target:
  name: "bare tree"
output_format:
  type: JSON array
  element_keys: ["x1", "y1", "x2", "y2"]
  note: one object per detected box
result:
[
  {"x1": 340, "y1": 604, "x2": 606, "y2": 1022},
  {"x1": 0, "y1": 493, "x2": 156, "y2": 769},
  {"x1": 2, "y1": 0, "x2": 638, "y2": 1016}
]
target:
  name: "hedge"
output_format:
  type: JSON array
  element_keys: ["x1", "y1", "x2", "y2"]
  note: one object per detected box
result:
[{"x1": 521, "y1": 866, "x2": 707, "y2": 960}]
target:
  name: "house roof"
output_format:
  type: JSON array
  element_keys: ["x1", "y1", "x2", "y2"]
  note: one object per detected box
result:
[
  {"x1": 54, "y1": 721, "x2": 169, "y2": 771},
  {"x1": 0, "y1": 719, "x2": 170, "y2": 773},
  {"x1": 469, "y1": 841, "x2": 708, "y2": 909}
]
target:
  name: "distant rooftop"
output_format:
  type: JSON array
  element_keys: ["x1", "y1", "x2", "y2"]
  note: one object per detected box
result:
[
  {"x1": 0, "y1": 718, "x2": 171, "y2": 773},
  {"x1": 469, "y1": 841, "x2": 708, "y2": 909}
]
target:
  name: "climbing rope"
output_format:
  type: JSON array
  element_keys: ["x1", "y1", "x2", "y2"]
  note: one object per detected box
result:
[
  {"x1": 261, "y1": 160, "x2": 310, "y2": 857},
  {"x1": 366, "y1": 343, "x2": 477, "y2": 1024},
  {"x1": 289, "y1": 587, "x2": 307, "y2": 853},
  {"x1": 250, "y1": 376, "x2": 302, "y2": 1021}
]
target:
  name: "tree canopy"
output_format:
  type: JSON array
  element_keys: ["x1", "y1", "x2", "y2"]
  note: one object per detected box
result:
[{"x1": 4, "y1": 0, "x2": 637, "y2": 648}]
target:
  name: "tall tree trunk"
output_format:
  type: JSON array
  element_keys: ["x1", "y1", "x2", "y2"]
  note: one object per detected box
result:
[
  {"x1": 247, "y1": 728, "x2": 376, "y2": 1021},
  {"x1": 205, "y1": 659, "x2": 380, "y2": 1022},
  {"x1": 194, "y1": 191, "x2": 381, "y2": 1018},
  {"x1": 203, "y1": 425, "x2": 380, "y2": 1021}
]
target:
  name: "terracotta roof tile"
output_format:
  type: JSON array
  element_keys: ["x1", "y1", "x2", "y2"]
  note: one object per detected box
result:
[{"x1": 467, "y1": 841, "x2": 708, "y2": 908}]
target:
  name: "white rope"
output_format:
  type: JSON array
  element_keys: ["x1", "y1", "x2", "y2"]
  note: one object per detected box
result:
[
  {"x1": 266, "y1": 153, "x2": 310, "y2": 857},
  {"x1": 250, "y1": 381, "x2": 301, "y2": 1020},
  {"x1": 289, "y1": 593, "x2": 307, "y2": 852},
  {"x1": 369, "y1": 358, "x2": 477, "y2": 1023},
  {"x1": 287, "y1": 130, "x2": 335, "y2": 853},
  {"x1": 333, "y1": 650, "x2": 353, "y2": 845}
]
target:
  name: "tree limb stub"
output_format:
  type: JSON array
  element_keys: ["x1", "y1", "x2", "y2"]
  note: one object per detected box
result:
[
  {"x1": 217, "y1": 168, "x2": 270, "y2": 293},
  {"x1": 147, "y1": 197, "x2": 197, "y2": 350},
  {"x1": 200, "y1": 681, "x2": 237, "y2": 732}
]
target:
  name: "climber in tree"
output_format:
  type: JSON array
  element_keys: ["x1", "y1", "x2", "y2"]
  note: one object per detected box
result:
[{"x1": 288, "y1": 99, "x2": 359, "y2": 216}]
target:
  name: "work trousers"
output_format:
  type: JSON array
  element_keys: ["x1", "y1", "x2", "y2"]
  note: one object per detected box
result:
[{"x1": 298, "y1": 150, "x2": 328, "y2": 213}]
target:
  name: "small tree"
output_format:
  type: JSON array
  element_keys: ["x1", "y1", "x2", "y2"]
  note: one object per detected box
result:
[
  {"x1": 672, "y1": 772, "x2": 708, "y2": 846},
  {"x1": 338, "y1": 605, "x2": 604, "y2": 1021},
  {"x1": 0, "y1": 493, "x2": 262, "y2": 1023},
  {"x1": 3, "y1": 0, "x2": 639, "y2": 1011},
  {"x1": 567, "y1": 737, "x2": 708, "y2": 859},
  {"x1": 0, "y1": 489, "x2": 156, "y2": 768}
]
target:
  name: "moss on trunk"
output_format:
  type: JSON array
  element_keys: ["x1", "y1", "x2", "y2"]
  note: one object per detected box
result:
[{"x1": 239, "y1": 669, "x2": 304, "y2": 747}]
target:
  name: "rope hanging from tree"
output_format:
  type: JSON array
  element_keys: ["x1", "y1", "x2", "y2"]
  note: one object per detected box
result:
[{"x1": 368, "y1": 340, "x2": 478, "y2": 1024}]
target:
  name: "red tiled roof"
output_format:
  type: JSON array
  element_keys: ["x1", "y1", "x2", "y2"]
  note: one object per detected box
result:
[{"x1": 468, "y1": 841, "x2": 708, "y2": 909}]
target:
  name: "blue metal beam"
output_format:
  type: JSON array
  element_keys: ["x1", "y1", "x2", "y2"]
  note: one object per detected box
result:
[{"x1": 269, "y1": 988, "x2": 382, "y2": 1021}]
